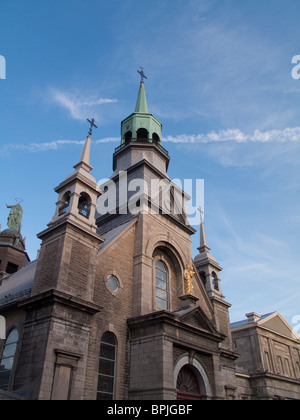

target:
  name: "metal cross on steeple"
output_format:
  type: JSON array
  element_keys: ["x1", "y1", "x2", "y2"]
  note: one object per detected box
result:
[
  {"x1": 87, "y1": 118, "x2": 98, "y2": 136},
  {"x1": 137, "y1": 67, "x2": 148, "y2": 83}
]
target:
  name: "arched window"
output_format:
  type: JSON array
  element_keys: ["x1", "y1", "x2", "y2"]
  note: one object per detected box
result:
[
  {"x1": 124, "y1": 131, "x2": 132, "y2": 144},
  {"x1": 177, "y1": 365, "x2": 202, "y2": 400},
  {"x1": 0, "y1": 329, "x2": 19, "y2": 390},
  {"x1": 137, "y1": 128, "x2": 148, "y2": 140},
  {"x1": 155, "y1": 260, "x2": 169, "y2": 310},
  {"x1": 200, "y1": 272, "x2": 207, "y2": 286},
  {"x1": 97, "y1": 332, "x2": 117, "y2": 400},
  {"x1": 78, "y1": 192, "x2": 91, "y2": 219},
  {"x1": 212, "y1": 272, "x2": 219, "y2": 291},
  {"x1": 152, "y1": 133, "x2": 160, "y2": 144},
  {"x1": 59, "y1": 191, "x2": 71, "y2": 216}
]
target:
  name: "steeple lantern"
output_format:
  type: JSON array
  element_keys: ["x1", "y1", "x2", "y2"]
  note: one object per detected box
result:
[{"x1": 121, "y1": 77, "x2": 163, "y2": 147}]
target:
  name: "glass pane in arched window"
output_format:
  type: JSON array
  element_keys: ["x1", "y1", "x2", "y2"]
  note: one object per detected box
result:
[
  {"x1": 97, "y1": 332, "x2": 117, "y2": 400},
  {"x1": 0, "y1": 329, "x2": 19, "y2": 390},
  {"x1": 177, "y1": 365, "x2": 201, "y2": 399},
  {"x1": 155, "y1": 260, "x2": 169, "y2": 310}
]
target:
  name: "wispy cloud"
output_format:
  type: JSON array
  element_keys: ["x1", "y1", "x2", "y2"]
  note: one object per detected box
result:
[
  {"x1": 49, "y1": 88, "x2": 118, "y2": 121},
  {"x1": 164, "y1": 127, "x2": 300, "y2": 144},
  {"x1": 0, "y1": 138, "x2": 119, "y2": 157},
  {"x1": 211, "y1": 209, "x2": 300, "y2": 321},
  {"x1": 2, "y1": 126, "x2": 299, "y2": 158}
]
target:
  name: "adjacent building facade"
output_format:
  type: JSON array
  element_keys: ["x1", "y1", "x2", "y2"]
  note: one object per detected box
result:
[
  {"x1": 0, "y1": 81, "x2": 299, "y2": 400},
  {"x1": 232, "y1": 312, "x2": 300, "y2": 400}
]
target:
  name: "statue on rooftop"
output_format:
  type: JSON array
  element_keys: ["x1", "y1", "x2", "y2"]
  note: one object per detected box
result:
[{"x1": 6, "y1": 203, "x2": 23, "y2": 234}]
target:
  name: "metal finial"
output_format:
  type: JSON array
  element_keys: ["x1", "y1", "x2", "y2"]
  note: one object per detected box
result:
[
  {"x1": 137, "y1": 67, "x2": 148, "y2": 83},
  {"x1": 87, "y1": 118, "x2": 98, "y2": 136}
]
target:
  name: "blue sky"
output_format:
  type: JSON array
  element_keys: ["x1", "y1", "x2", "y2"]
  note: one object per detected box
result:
[{"x1": 0, "y1": 0, "x2": 299, "y2": 325}]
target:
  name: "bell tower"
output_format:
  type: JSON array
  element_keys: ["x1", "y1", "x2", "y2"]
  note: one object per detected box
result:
[
  {"x1": 194, "y1": 210, "x2": 234, "y2": 351},
  {"x1": 14, "y1": 125, "x2": 104, "y2": 400},
  {"x1": 32, "y1": 130, "x2": 103, "y2": 297},
  {"x1": 194, "y1": 212, "x2": 224, "y2": 299}
]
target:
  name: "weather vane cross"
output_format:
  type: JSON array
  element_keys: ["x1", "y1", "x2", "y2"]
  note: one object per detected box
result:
[
  {"x1": 137, "y1": 67, "x2": 148, "y2": 83},
  {"x1": 87, "y1": 118, "x2": 98, "y2": 136}
]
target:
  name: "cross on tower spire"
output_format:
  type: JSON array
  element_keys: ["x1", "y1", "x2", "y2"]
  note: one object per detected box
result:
[
  {"x1": 87, "y1": 118, "x2": 98, "y2": 136},
  {"x1": 137, "y1": 67, "x2": 148, "y2": 84},
  {"x1": 198, "y1": 206, "x2": 204, "y2": 224}
]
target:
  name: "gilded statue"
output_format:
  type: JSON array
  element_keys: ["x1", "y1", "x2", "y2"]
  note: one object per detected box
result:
[{"x1": 184, "y1": 264, "x2": 195, "y2": 295}]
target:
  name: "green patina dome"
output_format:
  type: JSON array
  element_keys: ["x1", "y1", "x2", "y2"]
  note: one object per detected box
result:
[{"x1": 121, "y1": 82, "x2": 162, "y2": 146}]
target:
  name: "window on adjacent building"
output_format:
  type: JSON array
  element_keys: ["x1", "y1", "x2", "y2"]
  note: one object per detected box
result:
[
  {"x1": 155, "y1": 260, "x2": 169, "y2": 310},
  {"x1": 277, "y1": 356, "x2": 284, "y2": 375},
  {"x1": 264, "y1": 351, "x2": 271, "y2": 372},
  {"x1": 0, "y1": 329, "x2": 19, "y2": 390},
  {"x1": 284, "y1": 358, "x2": 291, "y2": 377},
  {"x1": 97, "y1": 332, "x2": 117, "y2": 400}
]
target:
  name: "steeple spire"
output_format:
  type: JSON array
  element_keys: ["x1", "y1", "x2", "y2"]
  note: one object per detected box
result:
[
  {"x1": 73, "y1": 134, "x2": 93, "y2": 173},
  {"x1": 198, "y1": 220, "x2": 211, "y2": 254},
  {"x1": 197, "y1": 207, "x2": 211, "y2": 254},
  {"x1": 135, "y1": 82, "x2": 149, "y2": 114},
  {"x1": 73, "y1": 118, "x2": 97, "y2": 174}
]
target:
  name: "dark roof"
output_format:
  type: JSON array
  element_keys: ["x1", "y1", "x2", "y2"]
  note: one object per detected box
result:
[{"x1": 0, "y1": 260, "x2": 37, "y2": 307}]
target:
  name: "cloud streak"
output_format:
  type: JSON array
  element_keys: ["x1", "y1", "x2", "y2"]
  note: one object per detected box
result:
[
  {"x1": 163, "y1": 127, "x2": 300, "y2": 144},
  {"x1": 49, "y1": 88, "x2": 118, "y2": 121},
  {"x1": 0, "y1": 138, "x2": 119, "y2": 156},
  {"x1": 2, "y1": 126, "x2": 300, "y2": 158}
]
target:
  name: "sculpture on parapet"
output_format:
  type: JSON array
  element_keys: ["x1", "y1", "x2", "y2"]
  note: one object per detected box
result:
[{"x1": 6, "y1": 203, "x2": 23, "y2": 234}]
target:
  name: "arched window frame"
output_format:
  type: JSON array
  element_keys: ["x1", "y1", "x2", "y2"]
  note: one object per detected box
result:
[
  {"x1": 78, "y1": 192, "x2": 91, "y2": 219},
  {"x1": 152, "y1": 132, "x2": 160, "y2": 145},
  {"x1": 212, "y1": 272, "x2": 219, "y2": 291},
  {"x1": 124, "y1": 131, "x2": 132, "y2": 144},
  {"x1": 154, "y1": 258, "x2": 170, "y2": 311},
  {"x1": 0, "y1": 328, "x2": 19, "y2": 391},
  {"x1": 97, "y1": 332, "x2": 117, "y2": 401},
  {"x1": 136, "y1": 128, "x2": 149, "y2": 141},
  {"x1": 174, "y1": 354, "x2": 212, "y2": 399},
  {"x1": 59, "y1": 191, "x2": 71, "y2": 216},
  {"x1": 200, "y1": 271, "x2": 207, "y2": 287}
]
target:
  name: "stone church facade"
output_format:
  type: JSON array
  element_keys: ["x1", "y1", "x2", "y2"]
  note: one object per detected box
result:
[{"x1": 0, "y1": 81, "x2": 299, "y2": 400}]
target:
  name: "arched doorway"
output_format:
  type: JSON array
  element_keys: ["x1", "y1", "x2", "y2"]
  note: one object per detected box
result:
[
  {"x1": 174, "y1": 355, "x2": 212, "y2": 400},
  {"x1": 176, "y1": 365, "x2": 202, "y2": 400}
]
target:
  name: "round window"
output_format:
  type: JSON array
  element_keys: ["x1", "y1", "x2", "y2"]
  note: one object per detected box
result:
[{"x1": 107, "y1": 275, "x2": 119, "y2": 292}]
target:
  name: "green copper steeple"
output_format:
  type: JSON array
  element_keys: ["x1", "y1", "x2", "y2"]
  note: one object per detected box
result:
[
  {"x1": 121, "y1": 80, "x2": 162, "y2": 146},
  {"x1": 135, "y1": 82, "x2": 149, "y2": 114}
]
